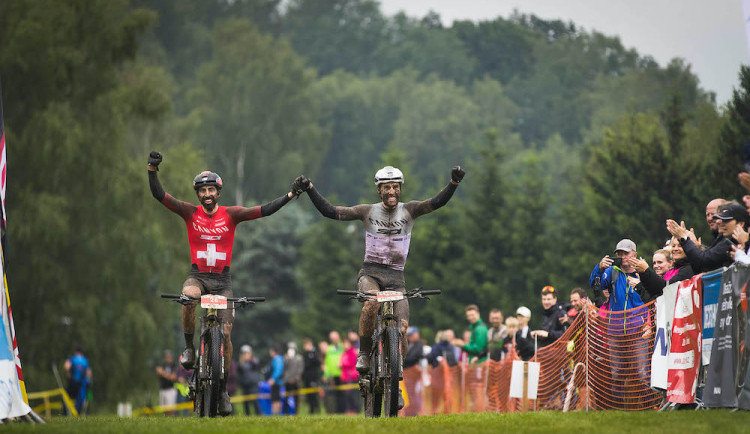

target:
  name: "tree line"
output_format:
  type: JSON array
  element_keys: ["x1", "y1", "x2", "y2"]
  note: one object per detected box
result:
[{"x1": 0, "y1": 0, "x2": 746, "y2": 408}]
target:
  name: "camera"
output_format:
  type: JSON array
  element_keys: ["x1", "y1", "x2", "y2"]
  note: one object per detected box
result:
[{"x1": 611, "y1": 257, "x2": 623, "y2": 268}]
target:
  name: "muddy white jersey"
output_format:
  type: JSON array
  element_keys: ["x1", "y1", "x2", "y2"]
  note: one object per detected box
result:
[{"x1": 362, "y1": 202, "x2": 418, "y2": 271}]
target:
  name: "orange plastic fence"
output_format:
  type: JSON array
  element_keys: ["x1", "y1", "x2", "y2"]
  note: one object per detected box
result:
[{"x1": 400, "y1": 302, "x2": 663, "y2": 416}]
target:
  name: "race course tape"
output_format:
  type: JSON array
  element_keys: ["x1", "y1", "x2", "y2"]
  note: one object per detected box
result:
[{"x1": 133, "y1": 383, "x2": 360, "y2": 416}]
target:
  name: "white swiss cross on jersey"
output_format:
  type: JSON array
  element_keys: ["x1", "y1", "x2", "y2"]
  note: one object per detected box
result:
[{"x1": 196, "y1": 243, "x2": 227, "y2": 267}]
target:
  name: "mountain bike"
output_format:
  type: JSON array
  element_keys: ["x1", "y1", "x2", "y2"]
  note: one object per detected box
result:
[
  {"x1": 162, "y1": 293, "x2": 265, "y2": 417},
  {"x1": 337, "y1": 287, "x2": 440, "y2": 417}
]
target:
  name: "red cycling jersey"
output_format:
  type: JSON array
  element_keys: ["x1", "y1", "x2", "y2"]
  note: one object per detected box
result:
[{"x1": 160, "y1": 193, "x2": 263, "y2": 273}]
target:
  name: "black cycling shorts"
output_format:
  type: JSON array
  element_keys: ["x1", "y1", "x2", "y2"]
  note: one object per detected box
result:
[
  {"x1": 357, "y1": 262, "x2": 409, "y2": 326},
  {"x1": 182, "y1": 270, "x2": 234, "y2": 325}
]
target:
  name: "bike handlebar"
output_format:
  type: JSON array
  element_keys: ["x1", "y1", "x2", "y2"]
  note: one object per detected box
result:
[
  {"x1": 336, "y1": 288, "x2": 440, "y2": 301},
  {"x1": 160, "y1": 294, "x2": 265, "y2": 306}
]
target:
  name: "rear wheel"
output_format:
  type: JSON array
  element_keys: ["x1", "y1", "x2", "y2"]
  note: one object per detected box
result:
[{"x1": 383, "y1": 326, "x2": 401, "y2": 417}]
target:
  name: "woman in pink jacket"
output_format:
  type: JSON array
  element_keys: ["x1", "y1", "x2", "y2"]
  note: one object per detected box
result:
[{"x1": 340, "y1": 339, "x2": 359, "y2": 414}]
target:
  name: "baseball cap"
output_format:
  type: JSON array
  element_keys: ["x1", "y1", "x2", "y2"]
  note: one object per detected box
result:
[
  {"x1": 240, "y1": 345, "x2": 252, "y2": 353},
  {"x1": 713, "y1": 203, "x2": 750, "y2": 223},
  {"x1": 516, "y1": 306, "x2": 531, "y2": 318},
  {"x1": 407, "y1": 326, "x2": 419, "y2": 336},
  {"x1": 614, "y1": 239, "x2": 636, "y2": 253}
]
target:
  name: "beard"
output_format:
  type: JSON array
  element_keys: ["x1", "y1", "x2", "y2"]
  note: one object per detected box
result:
[
  {"x1": 200, "y1": 195, "x2": 218, "y2": 211},
  {"x1": 380, "y1": 192, "x2": 400, "y2": 209}
]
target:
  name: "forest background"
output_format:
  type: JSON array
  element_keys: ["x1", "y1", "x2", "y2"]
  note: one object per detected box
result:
[{"x1": 1, "y1": 0, "x2": 749, "y2": 409}]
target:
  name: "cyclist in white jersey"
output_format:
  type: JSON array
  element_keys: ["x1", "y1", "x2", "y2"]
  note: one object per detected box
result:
[{"x1": 291, "y1": 166, "x2": 465, "y2": 374}]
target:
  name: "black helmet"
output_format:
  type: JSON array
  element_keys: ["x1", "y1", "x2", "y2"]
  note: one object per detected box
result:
[{"x1": 193, "y1": 171, "x2": 223, "y2": 191}]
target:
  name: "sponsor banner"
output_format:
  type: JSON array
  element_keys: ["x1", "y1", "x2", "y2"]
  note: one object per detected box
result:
[
  {"x1": 0, "y1": 254, "x2": 31, "y2": 418},
  {"x1": 666, "y1": 275, "x2": 702, "y2": 404},
  {"x1": 0, "y1": 77, "x2": 30, "y2": 418},
  {"x1": 704, "y1": 265, "x2": 750, "y2": 407},
  {"x1": 651, "y1": 282, "x2": 680, "y2": 390},
  {"x1": 737, "y1": 265, "x2": 750, "y2": 410},
  {"x1": 701, "y1": 269, "x2": 724, "y2": 365}
]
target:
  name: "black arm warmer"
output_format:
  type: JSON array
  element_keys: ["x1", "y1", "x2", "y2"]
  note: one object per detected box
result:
[
  {"x1": 260, "y1": 193, "x2": 292, "y2": 217},
  {"x1": 429, "y1": 182, "x2": 458, "y2": 210},
  {"x1": 308, "y1": 186, "x2": 338, "y2": 220},
  {"x1": 148, "y1": 170, "x2": 166, "y2": 202}
]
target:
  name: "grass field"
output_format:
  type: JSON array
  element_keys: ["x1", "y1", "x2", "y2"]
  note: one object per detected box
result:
[{"x1": 3, "y1": 411, "x2": 750, "y2": 433}]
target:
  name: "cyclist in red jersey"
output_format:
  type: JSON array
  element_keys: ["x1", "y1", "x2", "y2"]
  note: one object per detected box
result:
[{"x1": 148, "y1": 151, "x2": 295, "y2": 415}]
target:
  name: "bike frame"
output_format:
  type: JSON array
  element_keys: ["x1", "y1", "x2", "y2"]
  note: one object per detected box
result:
[
  {"x1": 161, "y1": 293, "x2": 264, "y2": 417},
  {"x1": 374, "y1": 297, "x2": 402, "y2": 385},
  {"x1": 337, "y1": 288, "x2": 439, "y2": 418},
  {"x1": 196, "y1": 296, "x2": 226, "y2": 385}
]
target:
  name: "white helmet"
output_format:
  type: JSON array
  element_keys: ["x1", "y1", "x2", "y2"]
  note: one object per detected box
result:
[{"x1": 374, "y1": 166, "x2": 404, "y2": 185}]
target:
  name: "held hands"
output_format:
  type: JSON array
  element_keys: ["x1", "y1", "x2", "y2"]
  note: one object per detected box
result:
[
  {"x1": 599, "y1": 255, "x2": 614, "y2": 270},
  {"x1": 291, "y1": 175, "x2": 312, "y2": 198},
  {"x1": 530, "y1": 330, "x2": 549, "y2": 338},
  {"x1": 451, "y1": 166, "x2": 465, "y2": 184},
  {"x1": 148, "y1": 151, "x2": 162, "y2": 170}
]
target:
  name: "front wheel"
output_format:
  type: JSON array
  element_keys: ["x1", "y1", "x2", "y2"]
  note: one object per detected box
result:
[
  {"x1": 207, "y1": 326, "x2": 223, "y2": 417},
  {"x1": 382, "y1": 326, "x2": 401, "y2": 417}
]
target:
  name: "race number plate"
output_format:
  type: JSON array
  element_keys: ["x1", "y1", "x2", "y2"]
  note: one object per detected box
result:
[
  {"x1": 201, "y1": 294, "x2": 228, "y2": 309},
  {"x1": 376, "y1": 291, "x2": 404, "y2": 303}
]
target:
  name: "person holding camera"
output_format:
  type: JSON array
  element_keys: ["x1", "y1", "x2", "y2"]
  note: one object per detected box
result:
[
  {"x1": 589, "y1": 239, "x2": 645, "y2": 314},
  {"x1": 667, "y1": 202, "x2": 749, "y2": 273},
  {"x1": 589, "y1": 239, "x2": 649, "y2": 391}
]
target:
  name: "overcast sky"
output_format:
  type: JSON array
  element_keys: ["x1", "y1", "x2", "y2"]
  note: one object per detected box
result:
[{"x1": 378, "y1": 0, "x2": 747, "y2": 105}]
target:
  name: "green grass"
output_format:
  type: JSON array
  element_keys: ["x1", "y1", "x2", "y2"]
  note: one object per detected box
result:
[{"x1": 3, "y1": 411, "x2": 749, "y2": 433}]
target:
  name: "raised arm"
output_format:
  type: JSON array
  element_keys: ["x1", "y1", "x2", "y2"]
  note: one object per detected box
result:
[
  {"x1": 292, "y1": 175, "x2": 368, "y2": 221},
  {"x1": 147, "y1": 151, "x2": 195, "y2": 220},
  {"x1": 227, "y1": 191, "x2": 294, "y2": 223},
  {"x1": 404, "y1": 166, "x2": 465, "y2": 218}
]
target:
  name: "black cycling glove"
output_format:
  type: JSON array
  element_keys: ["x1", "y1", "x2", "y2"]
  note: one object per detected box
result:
[
  {"x1": 291, "y1": 175, "x2": 311, "y2": 197},
  {"x1": 148, "y1": 151, "x2": 163, "y2": 170},
  {"x1": 451, "y1": 165, "x2": 465, "y2": 183}
]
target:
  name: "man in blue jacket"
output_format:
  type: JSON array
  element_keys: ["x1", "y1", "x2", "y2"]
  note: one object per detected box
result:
[
  {"x1": 589, "y1": 239, "x2": 645, "y2": 315},
  {"x1": 589, "y1": 239, "x2": 649, "y2": 393}
]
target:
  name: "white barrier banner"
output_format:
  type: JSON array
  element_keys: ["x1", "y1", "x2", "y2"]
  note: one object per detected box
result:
[
  {"x1": 651, "y1": 282, "x2": 679, "y2": 390},
  {"x1": 510, "y1": 360, "x2": 540, "y2": 399}
]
